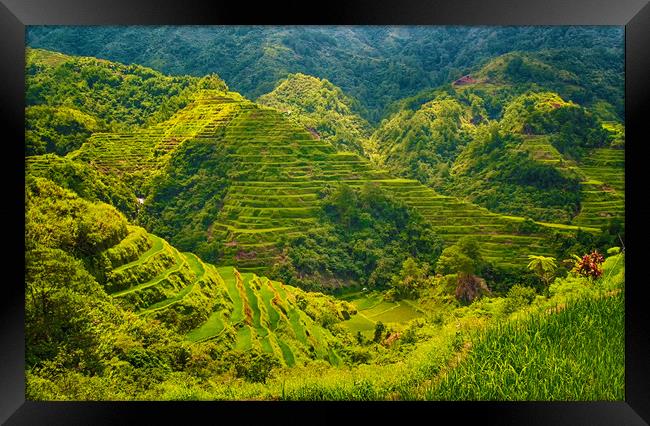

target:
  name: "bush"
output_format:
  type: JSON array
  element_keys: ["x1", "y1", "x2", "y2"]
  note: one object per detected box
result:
[
  {"x1": 517, "y1": 218, "x2": 541, "y2": 235},
  {"x1": 220, "y1": 350, "x2": 280, "y2": 384},
  {"x1": 573, "y1": 251, "x2": 605, "y2": 279},
  {"x1": 503, "y1": 284, "x2": 537, "y2": 314}
]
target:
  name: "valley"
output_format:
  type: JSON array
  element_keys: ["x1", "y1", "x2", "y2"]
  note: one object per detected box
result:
[{"x1": 23, "y1": 26, "x2": 625, "y2": 402}]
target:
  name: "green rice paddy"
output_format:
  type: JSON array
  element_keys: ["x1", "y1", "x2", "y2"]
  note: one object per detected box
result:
[{"x1": 340, "y1": 291, "x2": 423, "y2": 336}]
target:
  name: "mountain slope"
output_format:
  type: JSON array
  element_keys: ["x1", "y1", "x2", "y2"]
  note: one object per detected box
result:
[
  {"x1": 114, "y1": 91, "x2": 591, "y2": 274},
  {"x1": 25, "y1": 176, "x2": 357, "y2": 370},
  {"x1": 387, "y1": 49, "x2": 623, "y2": 121},
  {"x1": 25, "y1": 153, "x2": 140, "y2": 219},
  {"x1": 66, "y1": 90, "x2": 249, "y2": 189},
  {"x1": 26, "y1": 26, "x2": 623, "y2": 122},
  {"x1": 27, "y1": 49, "x2": 603, "y2": 278},
  {"x1": 572, "y1": 148, "x2": 624, "y2": 229},
  {"x1": 25, "y1": 48, "x2": 227, "y2": 156},
  {"x1": 370, "y1": 58, "x2": 621, "y2": 226},
  {"x1": 257, "y1": 73, "x2": 372, "y2": 154}
]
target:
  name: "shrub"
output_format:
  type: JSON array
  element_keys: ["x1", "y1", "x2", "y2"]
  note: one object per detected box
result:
[
  {"x1": 221, "y1": 350, "x2": 280, "y2": 384},
  {"x1": 573, "y1": 250, "x2": 605, "y2": 279},
  {"x1": 503, "y1": 284, "x2": 537, "y2": 314},
  {"x1": 517, "y1": 218, "x2": 541, "y2": 235}
]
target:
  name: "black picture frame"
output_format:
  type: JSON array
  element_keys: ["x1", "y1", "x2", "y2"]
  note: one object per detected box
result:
[{"x1": 2, "y1": 0, "x2": 649, "y2": 424}]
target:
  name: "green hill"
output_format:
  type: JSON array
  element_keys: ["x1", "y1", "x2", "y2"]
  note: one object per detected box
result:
[
  {"x1": 65, "y1": 88, "x2": 596, "y2": 276},
  {"x1": 23, "y1": 36, "x2": 625, "y2": 402},
  {"x1": 25, "y1": 176, "x2": 357, "y2": 371},
  {"x1": 26, "y1": 27, "x2": 623, "y2": 122},
  {"x1": 257, "y1": 73, "x2": 372, "y2": 155},
  {"x1": 389, "y1": 50, "x2": 623, "y2": 121},
  {"x1": 472, "y1": 50, "x2": 624, "y2": 120},
  {"x1": 25, "y1": 48, "x2": 227, "y2": 156},
  {"x1": 371, "y1": 77, "x2": 620, "y2": 225},
  {"x1": 368, "y1": 94, "x2": 475, "y2": 185}
]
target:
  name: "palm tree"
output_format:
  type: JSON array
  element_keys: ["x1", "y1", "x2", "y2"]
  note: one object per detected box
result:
[{"x1": 527, "y1": 255, "x2": 557, "y2": 294}]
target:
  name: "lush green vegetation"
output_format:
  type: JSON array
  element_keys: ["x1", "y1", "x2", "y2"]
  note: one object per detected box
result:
[
  {"x1": 25, "y1": 154, "x2": 139, "y2": 219},
  {"x1": 572, "y1": 148, "x2": 624, "y2": 232},
  {"x1": 387, "y1": 49, "x2": 623, "y2": 122},
  {"x1": 446, "y1": 122, "x2": 583, "y2": 223},
  {"x1": 25, "y1": 48, "x2": 227, "y2": 155},
  {"x1": 430, "y1": 292, "x2": 624, "y2": 400},
  {"x1": 372, "y1": 66, "x2": 618, "y2": 224},
  {"x1": 138, "y1": 137, "x2": 234, "y2": 257},
  {"x1": 368, "y1": 94, "x2": 474, "y2": 185},
  {"x1": 25, "y1": 176, "x2": 366, "y2": 398},
  {"x1": 24, "y1": 28, "x2": 624, "y2": 402},
  {"x1": 27, "y1": 27, "x2": 622, "y2": 122},
  {"x1": 258, "y1": 73, "x2": 372, "y2": 154},
  {"x1": 26, "y1": 105, "x2": 100, "y2": 156},
  {"x1": 270, "y1": 183, "x2": 442, "y2": 293}
]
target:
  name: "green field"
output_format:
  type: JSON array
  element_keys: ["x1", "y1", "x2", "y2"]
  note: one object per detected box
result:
[
  {"x1": 573, "y1": 148, "x2": 624, "y2": 229},
  {"x1": 428, "y1": 292, "x2": 624, "y2": 400},
  {"x1": 341, "y1": 292, "x2": 423, "y2": 336}
]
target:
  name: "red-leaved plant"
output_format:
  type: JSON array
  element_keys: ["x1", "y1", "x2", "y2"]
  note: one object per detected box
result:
[{"x1": 573, "y1": 250, "x2": 605, "y2": 279}]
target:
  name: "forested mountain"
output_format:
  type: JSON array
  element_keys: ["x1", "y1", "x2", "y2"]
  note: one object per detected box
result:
[
  {"x1": 25, "y1": 48, "x2": 227, "y2": 156},
  {"x1": 368, "y1": 52, "x2": 623, "y2": 224},
  {"x1": 258, "y1": 73, "x2": 372, "y2": 154},
  {"x1": 27, "y1": 26, "x2": 623, "y2": 122},
  {"x1": 24, "y1": 26, "x2": 625, "y2": 402},
  {"x1": 387, "y1": 49, "x2": 624, "y2": 120}
]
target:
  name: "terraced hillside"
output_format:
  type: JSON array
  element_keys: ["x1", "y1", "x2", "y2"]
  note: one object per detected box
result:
[
  {"x1": 362, "y1": 179, "x2": 561, "y2": 268},
  {"x1": 518, "y1": 135, "x2": 578, "y2": 172},
  {"x1": 93, "y1": 223, "x2": 352, "y2": 367},
  {"x1": 94, "y1": 224, "x2": 228, "y2": 334},
  {"x1": 67, "y1": 90, "x2": 254, "y2": 187},
  {"x1": 209, "y1": 105, "x2": 393, "y2": 272},
  {"x1": 515, "y1": 138, "x2": 624, "y2": 230},
  {"x1": 573, "y1": 148, "x2": 625, "y2": 229},
  {"x1": 187, "y1": 267, "x2": 351, "y2": 366},
  {"x1": 71, "y1": 90, "x2": 592, "y2": 272},
  {"x1": 212, "y1": 102, "x2": 598, "y2": 270}
]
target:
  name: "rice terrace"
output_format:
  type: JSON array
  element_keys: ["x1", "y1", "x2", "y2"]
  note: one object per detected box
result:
[{"x1": 24, "y1": 26, "x2": 625, "y2": 401}]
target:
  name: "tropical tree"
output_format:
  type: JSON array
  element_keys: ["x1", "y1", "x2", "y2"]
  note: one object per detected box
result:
[
  {"x1": 527, "y1": 255, "x2": 557, "y2": 293},
  {"x1": 390, "y1": 257, "x2": 430, "y2": 299},
  {"x1": 373, "y1": 321, "x2": 386, "y2": 343},
  {"x1": 435, "y1": 236, "x2": 483, "y2": 276},
  {"x1": 455, "y1": 274, "x2": 491, "y2": 305}
]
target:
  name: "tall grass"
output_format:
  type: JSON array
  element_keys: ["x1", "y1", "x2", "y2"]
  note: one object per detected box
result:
[{"x1": 428, "y1": 292, "x2": 624, "y2": 400}]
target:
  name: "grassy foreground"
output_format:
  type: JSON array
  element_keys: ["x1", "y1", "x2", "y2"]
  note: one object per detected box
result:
[{"x1": 429, "y1": 292, "x2": 624, "y2": 400}]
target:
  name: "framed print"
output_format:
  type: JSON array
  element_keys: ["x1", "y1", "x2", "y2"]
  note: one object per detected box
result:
[{"x1": 2, "y1": 0, "x2": 649, "y2": 424}]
